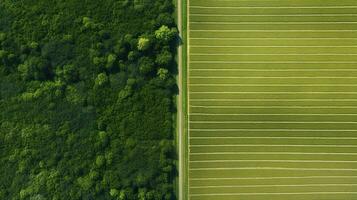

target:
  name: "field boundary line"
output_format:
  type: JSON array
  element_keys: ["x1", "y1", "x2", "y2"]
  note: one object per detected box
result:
[
  {"x1": 190, "y1": 167, "x2": 357, "y2": 171},
  {"x1": 190, "y1": 83, "x2": 357, "y2": 87},
  {"x1": 189, "y1": 129, "x2": 357, "y2": 132},
  {"x1": 190, "y1": 159, "x2": 357, "y2": 163},
  {"x1": 190, "y1": 76, "x2": 357, "y2": 78},
  {"x1": 189, "y1": 121, "x2": 357, "y2": 124},
  {"x1": 190, "y1": 192, "x2": 357, "y2": 196},
  {"x1": 190, "y1": 30, "x2": 357, "y2": 32},
  {"x1": 191, "y1": 54, "x2": 357, "y2": 56},
  {"x1": 191, "y1": 176, "x2": 357, "y2": 180},
  {"x1": 190, "y1": 21, "x2": 357, "y2": 24},
  {"x1": 190, "y1": 92, "x2": 357, "y2": 94},
  {"x1": 190, "y1": 61, "x2": 357, "y2": 64},
  {"x1": 191, "y1": 14, "x2": 357, "y2": 17},
  {"x1": 190, "y1": 152, "x2": 357, "y2": 155},
  {"x1": 190, "y1": 37, "x2": 357, "y2": 39},
  {"x1": 190, "y1": 137, "x2": 357, "y2": 139},
  {"x1": 191, "y1": 99, "x2": 357, "y2": 101},
  {"x1": 189, "y1": 144, "x2": 357, "y2": 148},
  {"x1": 191, "y1": 61, "x2": 357, "y2": 63},
  {"x1": 191, "y1": 45, "x2": 357, "y2": 47},
  {"x1": 190, "y1": 184, "x2": 357, "y2": 188},
  {"x1": 190, "y1": 105, "x2": 357, "y2": 108},
  {"x1": 190, "y1": 5, "x2": 357, "y2": 9},
  {"x1": 191, "y1": 113, "x2": 357, "y2": 115},
  {"x1": 189, "y1": 84, "x2": 357, "y2": 86},
  {"x1": 189, "y1": 71, "x2": 357, "y2": 73}
]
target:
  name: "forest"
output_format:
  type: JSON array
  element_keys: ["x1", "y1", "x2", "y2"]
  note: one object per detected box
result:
[{"x1": 0, "y1": 0, "x2": 178, "y2": 199}]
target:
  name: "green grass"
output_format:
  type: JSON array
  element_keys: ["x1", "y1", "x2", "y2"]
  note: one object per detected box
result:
[
  {"x1": 179, "y1": 0, "x2": 189, "y2": 199},
  {"x1": 187, "y1": 0, "x2": 357, "y2": 199}
]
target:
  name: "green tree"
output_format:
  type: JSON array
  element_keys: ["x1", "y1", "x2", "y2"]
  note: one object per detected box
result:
[
  {"x1": 118, "y1": 85, "x2": 133, "y2": 101},
  {"x1": 98, "y1": 131, "x2": 109, "y2": 146},
  {"x1": 95, "y1": 73, "x2": 109, "y2": 87},
  {"x1": 89, "y1": 170, "x2": 99, "y2": 180},
  {"x1": 138, "y1": 189, "x2": 146, "y2": 200},
  {"x1": 137, "y1": 37, "x2": 150, "y2": 51},
  {"x1": 155, "y1": 25, "x2": 177, "y2": 43},
  {"x1": 155, "y1": 13, "x2": 175, "y2": 27},
  {"x1": 105, "y1": 152, "x2": 113, "y2": 165},
  {"x1": 156, "y1": 49, "x2": 172, "y2": 66},
  {"x1": 127, "y1": 51, "x2": 138, "y2": 61},
  {"x1": 93, "y1": 56, "x2": 106, "y2": 67},
  {"x1": 65, "y1": 85, "x2": 83, "y2": 104},
  {"x1": 139, "y1": 57, "x2": 155, "y2": 75},
  {"x1": 82, "y1": 17, "x2": 97, "y2": 30},
  {"x1": 55, "y1": 64, "x2": 78, "y2": 83},
  {"x1": 110, "y1": 188, "x2": 119, "y2": 197},
  {"x1": 77, "y1": 176, "x2": 93, "y2": 191},
  {"x1": 29, "y1": 42, "x2": 39, "y2": 50},
  {"x1": 157, "y1": 68, "x2": 168, "y2": 80},
  {"x1": 18, "y1": 57, "x2": 49, "y2": 80},
  {"x1": 95, "y1": 155, "x2": 105, "y2": 167},
  {"x1": 0, "y1": 32, "x2": 6, "y2": 42},
  {"x1": 106, "y1": 54, "x2": 117, "y2": 69},
  {"x1": 0, "y1": 50, "x2": 7, "y2": 60}
]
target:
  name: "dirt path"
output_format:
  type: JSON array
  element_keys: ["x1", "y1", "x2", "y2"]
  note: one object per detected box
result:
[{"x1": 177, "y1": 0, "x2": 184, "y2": 199}]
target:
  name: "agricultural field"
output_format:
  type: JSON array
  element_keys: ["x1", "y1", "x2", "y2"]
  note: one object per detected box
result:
[{"x1": 187, "y1": 0, "x2": 357, "y2": 199}]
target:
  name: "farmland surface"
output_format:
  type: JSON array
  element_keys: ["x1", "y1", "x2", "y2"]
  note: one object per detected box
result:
[{"x1": 187, "y1": 0, "x2": 357, "y2": 199}]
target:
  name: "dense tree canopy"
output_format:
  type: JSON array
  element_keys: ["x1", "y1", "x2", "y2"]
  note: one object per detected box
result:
[{"x1": 0, "y1": 0, "x2": 178, "y2": 199}]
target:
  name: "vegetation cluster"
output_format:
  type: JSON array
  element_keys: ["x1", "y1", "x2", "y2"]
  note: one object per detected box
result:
[{"x1": 0, "y1": 0, "x2": 178, "y2": 199}]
